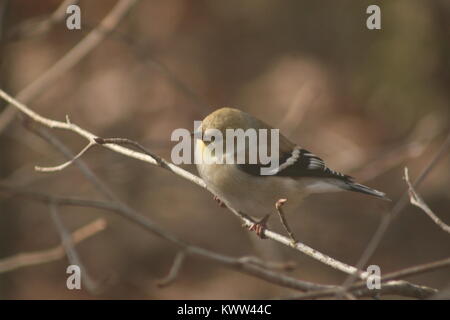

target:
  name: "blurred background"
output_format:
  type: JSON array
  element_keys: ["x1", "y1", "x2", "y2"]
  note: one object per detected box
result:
[{"x1": 0, "y1": 0, "x2": 449, "y2": 299}]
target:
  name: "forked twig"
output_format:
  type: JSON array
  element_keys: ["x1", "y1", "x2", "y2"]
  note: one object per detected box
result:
[
  {"x1": 404, "y1": 167, "x2": 450, "y2": 234},
  {"x1": 157, "y1": 251, "x2": 187, "y2": 288},
  {"x1": 339, "y1": 134, "x2": 450, "y2": 296},
  {"x1": 49, "y1": 202, "x2": 99, "y2": 293},
  {"x1": 0, "y1": 0, "x2": 140, "y2": 133},
  {"x1": 0, "y1": 88, "x2": 445, "y2": 299},
  {"x1": 275, "y1": 198, "x2": 297, "y2": 244},
  {"x1": 0, "y1": 218, "x2": 106, "y2": 273}
]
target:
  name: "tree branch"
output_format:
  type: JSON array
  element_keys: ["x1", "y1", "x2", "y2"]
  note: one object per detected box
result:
[
  {"x1": 0, "y1": 0, "x2": 140, "y2": 133},
  {"x1": 0, "y1": 218, "x2": 106, "y2": 273},
  {"x1": 6, "y1": 0, "x2": 80, "y2": 41},
  {"x1": 0, "y1": 88, "x2": 444, "y2": 299},
  {"x1": 0, "y1": 88, "x2": 367, "y2": 279},
  {"x1": 404, "y1": 167, "x2": 450, "y2": 234},
  {"x1": 0, "y1": 183, "x2": 438, "y2": 298},
  {"x1": 339, "y1": 133, "x2": 450, "y2": 295},
  {"x1": 287, "y1": 256, "x2": 450, "y2": 299},
  {"x1": 0, "y1": 183, "x2": 333, "y2": 293},
  {"x1": 49, "y1": 202, "x2": 99, "y2": 293},
  {"x1": 157, "y1": 251, "x2": 187, "y2": 288},
  {"x1": 35, "y1": 140, "x2": 96, "y2": 172}
]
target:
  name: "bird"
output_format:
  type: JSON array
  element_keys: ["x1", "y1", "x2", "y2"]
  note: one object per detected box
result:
[{"x1": 194, "y1": 107, "x2": 389, "y2": 242}]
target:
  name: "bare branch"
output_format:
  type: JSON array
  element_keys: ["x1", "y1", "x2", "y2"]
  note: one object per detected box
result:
[
  {"x1": 0, "y1": 184, "x2": 332, "y2": 293},
  {"x1": 355, "y1": 142, "x2": 427, "y2": 183},
  {"x1": 431, "y1": 285, "x2": 450, "y2": 300},
  {"x1": 35, "y1": 141, "x2": 96, "y2": 172},
  {"x1": 293, "y1": 280, "x2": 438, "y2": 300},
  {"x1": 404, "y1": 167, "x2": 450, "y2": 234},
  {"x1": 352, "y1": 112, "x2": 445, "y2": 182},
  {"x1": 0, "y1": 176, "x2": 438, "y2": 298},
  {"x1": 381, "y1": 257, "x2": 450, "y2": 281},
  {"x1": 94, "y1": 137, "x2": 170, "y2": 169},
  {"x1": 275, "y1": 198, "x2": 297, "y2": 243},
  {"x1": 0, "y1": 0, "x2": 140, "y2": 133},
  {"x1": 352, "y1": 281, "x2": 437, "y2": 300},
  {"x1": 237, "y1": 256, "x2": 296, "y2": 272},
  {"x1": 339, "y1": 133, "x2": 450, "y2": 295},
  {"x1": 0, "y1": 88, "x2": 444, "y2": 299},
  {"x1": 0, "y1": 88, "x2": 365, "y2": 279},
  {"x1": 49, "y1": 202, "x2": 99, "y2": 293},
  {"x1": 157, "y1": 251, "x2": 187, "y2": 288},
  {"x1": 7, "y1": 0, "x2": 79, "y2": 40},
  {"x1": 24, "y1": 124, "x2": 118, "y2": 202},
  {"x1": 289, "y1": 257, "x2": 450, "y2": 300},
  {"x1": 95, "y1": 137, "x2": 370, "y2": 278},
  {"x1": 0, "y1": 218, "x2": 106, "y2": 273}
]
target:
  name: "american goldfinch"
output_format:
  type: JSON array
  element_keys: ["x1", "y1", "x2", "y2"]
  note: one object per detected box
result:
[{"x1": 195, "y1": 107, "x2": 389, "y2": 241}]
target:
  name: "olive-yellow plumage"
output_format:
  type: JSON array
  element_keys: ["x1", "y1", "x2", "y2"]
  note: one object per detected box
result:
[{"x1": 195, "y1": 107, "x2": 389, "y2": 223}]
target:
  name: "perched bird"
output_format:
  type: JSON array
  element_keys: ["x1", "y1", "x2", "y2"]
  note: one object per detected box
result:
[{"x1": 195, "y1": 107, "x2": 389, "y2": 242}]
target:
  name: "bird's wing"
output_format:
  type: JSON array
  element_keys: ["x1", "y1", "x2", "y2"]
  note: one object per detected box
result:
[{"x1": 238, "y1": 145, "x2": 352, "y2": 181}]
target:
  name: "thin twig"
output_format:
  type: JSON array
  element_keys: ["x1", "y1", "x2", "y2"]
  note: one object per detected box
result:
[
  {"x1": 0, "y1": 89, "x2": 443, "y2": 299},
  {"x1": 35, "y1": 141, "x2": 96, "y2": 172},
  {"x1": 157, "y1": 251, "x2": 186, "y2": 288},
  {"x1": 0, "y1": 218, "x2": 106, "y2": 273},
  {"x1": 352, "y1": 112, "x2": 444, "y2": 182},
  {"x1": 0, "y1": 184, "x2": 436, "y2": 298},
  {"x1": 288, "y1": 256, "x2": 450, "y2": 299},
  {"x1": 237, "y1": 256, "x2": 297, "y2": 272},
  {"x1": 94, "y1": 137, "x2": 169, "y2": 169},
  {"x1": 275, "y1": 198, "x2": 297, "y2": 243},
  {"x1": 404, "y1": 167, "x2": 450, "y2": 234},
  {"x1": 380, "y1": 257, "x2": 450, "y2": 281},
  {"x1": 0, "y1": 88, "x2": 367, "y2": 279},
  {"x1": 49, "y1": 202, "x2": 99, "y2": 293},
  {"x1": 289, "y1": 279, "x2": 437, "y2": 300},
  {"x1": 0, "y1": 0, "x2": 140, "y2": 133},
  {"x1": 94, "y1": 137, "x2": 367, "y2": 278},
  {"x1": 7, "y1": 0, "x2": 79, "y2": 40},
  {"x1": 431, "y1": 285, "x2": 450, "y2": 300},
  {"x1": 339, "y1": 133, "x2": 450, "y2": 296},
  {"x1": 24, "y1": 124, "x2": 118, "y2": 202},
  {"x1": 355, "y1": 142, "x2": 427, "y2": 183},
  {"x1": 0, "y1": 184, "x2": 332, "y2": 293}
]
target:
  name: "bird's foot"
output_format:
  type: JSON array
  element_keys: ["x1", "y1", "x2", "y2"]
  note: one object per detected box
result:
[
  {"x1": 249, "y1": 214, "x2": 270, "y2": 239},
  {"x1": 213, "y1": 195, "x2": 226, "y2": 208}
]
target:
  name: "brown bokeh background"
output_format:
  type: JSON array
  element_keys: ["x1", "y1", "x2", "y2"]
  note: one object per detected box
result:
[{"x1": 0, "y1": 0, "x2": 449, "y2": 299}]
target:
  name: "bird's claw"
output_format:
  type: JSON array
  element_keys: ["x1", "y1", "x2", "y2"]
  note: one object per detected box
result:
[
  {"x1": 249, "y1": 214, "x2": 270, "y2": 239},
  {"x1": 213, "y1": 195, "x2": 226, "y2": 208}
]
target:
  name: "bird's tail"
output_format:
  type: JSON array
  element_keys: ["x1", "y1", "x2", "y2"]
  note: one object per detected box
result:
[{"x1": 345, "y1": 182, "x2": 391, "y2": 201}]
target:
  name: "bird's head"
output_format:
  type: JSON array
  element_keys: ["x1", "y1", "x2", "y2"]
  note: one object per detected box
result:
[{"x1": 200, "y1": 107, "x2": 269, "y2": 136}]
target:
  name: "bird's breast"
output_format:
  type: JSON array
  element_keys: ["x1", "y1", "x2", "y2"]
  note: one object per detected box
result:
[{"x1": 196, "y1": 141, "x2": 305, "y2": 216}]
